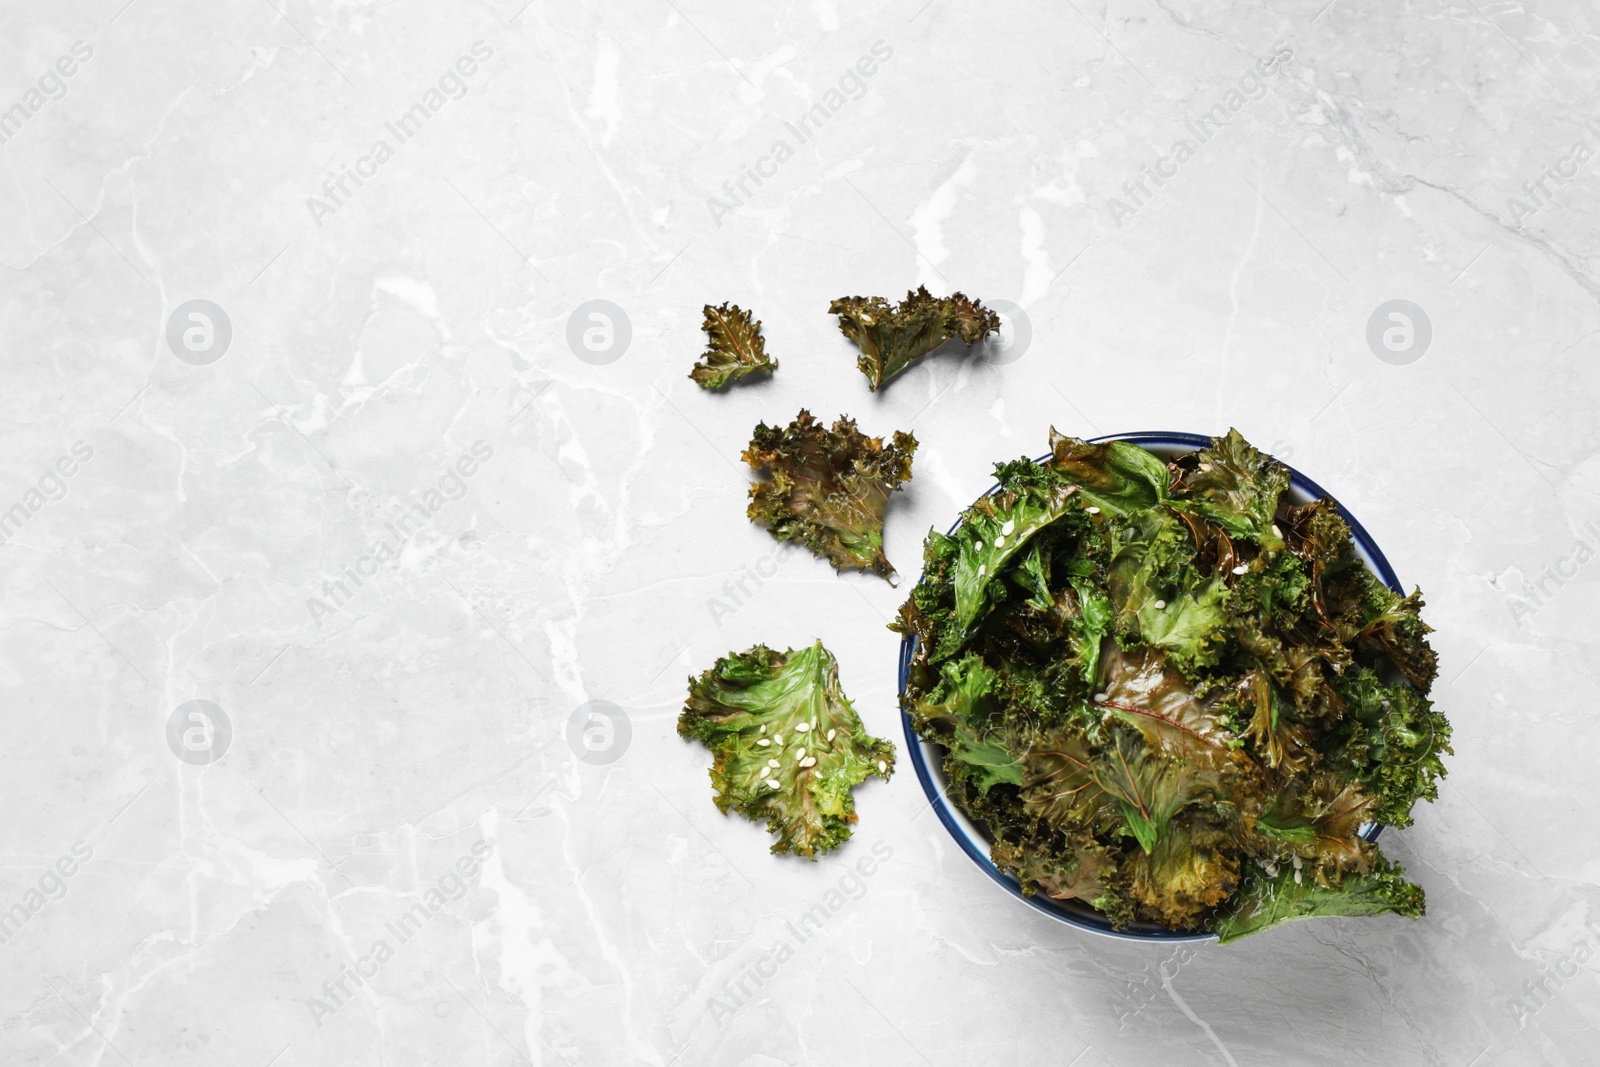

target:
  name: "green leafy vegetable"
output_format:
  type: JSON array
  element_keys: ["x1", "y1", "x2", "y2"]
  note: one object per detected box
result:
[
  {"x1": 679, "y1": 641, "x2": 895, "y2": 857},
  {"x1": 690, "y1": 302, "x2": 777, "y2": 390},
  {"x1": 895, "y1": 429, "x2": 1450, "y2": 939},
  {"x1": 908, "y1": 655, "x2": 1022, "y2": 795},
  {"x1": 829, "y1": 286, "x2": 1000, "y2": 391},
  {"x1": 1048, "y1": 431, "x2": 1170, "y2": 516},
  {"x1": 1176, "y1": 428, "x2": 1290, "y2": 551},
  {"x1": 1214, "y1": 855, "x2": 1425, "y2": 944},
  {"x1": 743, "y1": 410, "x2": 917, "y2": 581}
]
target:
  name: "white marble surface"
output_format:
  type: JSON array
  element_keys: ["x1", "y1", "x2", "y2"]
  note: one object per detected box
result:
[{"x1": 2, "y1": 1, "x2": 1598, "y2": 1064}]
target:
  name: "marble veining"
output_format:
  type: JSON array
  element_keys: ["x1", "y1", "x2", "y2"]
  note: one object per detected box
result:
[{"x1": 1, "y1": 1, "x2": 1598, "y2": 1065}]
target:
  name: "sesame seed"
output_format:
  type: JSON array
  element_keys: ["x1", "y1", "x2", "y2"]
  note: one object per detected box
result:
[
  {"x1": 795, "y1": 747, "x2": 806, "y2": 760},
  {"x1": 795, "y1": 722, "x2": 810, "y2": 733},
  {"x1": 1293, "y1": 868, "x2": 1302, "y2": 884},
  {"x1": 1231, "y1": 565, "x2": 1248, "y2": 575},
  {"x1": 877, "y1": 760, "x2": 887, "y2": 773},
  {"x1": 1153, "y1": 599, "x2": 1166, "y2": 610},
  {"x1": 767, "y1": 759, "x2": 780, "y2": 769},
  {"x1": 993, "y1": 534, "x2": 1006, "y2": 548},
  {"x1": 975, "y1": 539, "x2": 984, "y2": 550},
  {"x1": 1001, "y1": 519, "x2": 1015, "y2": 535},
  {"x1": 809, "y1": 719, "x2": 816, "y2": 730},
  {"x1": 1092, "y1": 692, "x2": 1108, "y2": 702},
  {"x1": 826, "y1": 729, "x2": 836, "y2": 741},
  {"x1": 1271, "y1": 523, "x2": 1283, "y2": 538},
  {"x1": 977, "y1": 564, "x2": 986, "y2": 578},
  {"x1": 759, "y1": 725, "x2": 766, "y2": 734},
  {"x1": 773, "y1": 734, "x2": 783, "y2": 746},
  {"x1": 757, "y1": 738, "x2": 771, "y2": 747},
  {"x1": 1086, "y1": 506, "x2": 1101, "y2": 515},
  {"x1": 766, "y1": 778, "x2": 781, "y2": 789}
]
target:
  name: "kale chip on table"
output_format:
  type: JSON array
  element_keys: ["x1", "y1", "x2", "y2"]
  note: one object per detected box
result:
[
  {"x1": 743, "y1": 409, "x2": 917, "y2": 582},
  {"x1": 690, "y1": 302, "x2": 777, "y2": 390},
  {"x1": 679, "y1": 641, "x2": 895, "y2": 857}
]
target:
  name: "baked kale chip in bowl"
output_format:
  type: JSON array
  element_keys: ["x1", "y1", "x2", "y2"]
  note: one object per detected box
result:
[{"x1": 893, "y1": 430, "x2": 1450, "y2": 942}]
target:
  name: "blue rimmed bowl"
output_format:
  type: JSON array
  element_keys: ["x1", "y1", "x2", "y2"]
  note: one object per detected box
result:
[{"x1": 897, "y1": 431, "x2": 1398, "y2": 942}]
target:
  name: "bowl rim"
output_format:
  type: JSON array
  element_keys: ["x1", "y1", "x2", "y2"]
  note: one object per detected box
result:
[{"x1": 897, "y1": 430, "x2": 1399, "y2": 943}]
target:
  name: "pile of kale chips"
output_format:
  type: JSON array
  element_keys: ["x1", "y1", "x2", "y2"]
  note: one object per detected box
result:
[{"x1": 893, "y1": 429, "x2": 1451, "y2": 941}]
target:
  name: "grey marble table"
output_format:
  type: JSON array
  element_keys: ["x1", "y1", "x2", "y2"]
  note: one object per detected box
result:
[{"x1": 2, "y1": 1, "x2": 1597, "y2": 1065}]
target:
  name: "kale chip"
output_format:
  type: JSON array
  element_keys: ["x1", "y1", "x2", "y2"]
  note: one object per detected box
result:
[
  {"x1": 743, "y1": 409, "x2": 917, "y2": 582},
  {"x1": 829, "y1": 286, "x2": 1000, "y2": 391},
  {"x1": 679, "y1": 641, "x2": 895, "y2": 857},
  {"x1": 690, "y1": 302, "x2": 777, "y2": 390}
]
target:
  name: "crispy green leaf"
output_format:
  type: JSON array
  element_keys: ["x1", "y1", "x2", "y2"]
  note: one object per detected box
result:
[
  {"x1": 1254, "y1": 771, "x2": 1376, "y2": 873},
  {"x1": 1177, "y1": 429, "x2": 1290, "y2": 551},
  {"x1": 950, "y1": 468, "x2": 1084, "y2": 639},
  {"x1": 1095, "y1": 732, "x2": 1222, "y2": 853},
  {"x1": 1127, "y1": 821, "x2": 1239, "y2": 928},
  {"x1": 1236, "y1": 667, "x2": 1315, "y2": 775},
  {"x1": 1105, "y1": 508, "x2": 1231, "y2": 671},
  {"x1": 1214, "y1": 856, "x2": 1424, "y2": 944},
  {"x1": 1068, "y1": 576, "x2": 1113, "y2": 686},
  {"x1": 1324, "y1": 669, "x2": 1451, "y2": 827},
  {"x1": 690, "y1": 302, "x2": 777, "y2": 390},
  {"x1": 910, "y1": 655, "x2": 1023, "y2": 794},
  {"x1": 1356, "y1": 583, "x2": 1440, "y2": 693},
  {"x1": 994, "y1": 834, "x2": 1116, "y2": 905},
  {"x1": 1048, "y1": 431, "x2": 1170, "y2": 516},
  {"x1": 678, "y1": 641, "x2": 894, "y2": 857},
  {"x1": 829, "y1": 286, "x2": 1000, "y2": 391},
  {"x1": 1022, "y1": 727, "x2": 1220, "y2": 853},
  {"x1": 744, "y1": 409, "x2": 916, "y2": 581},
  {"x1": 1020, "y1": 727, "x2": 1115, "y2": 829},
  {"x1": 1094, "y1": 642, "x2": 1233, "y2": 766}
]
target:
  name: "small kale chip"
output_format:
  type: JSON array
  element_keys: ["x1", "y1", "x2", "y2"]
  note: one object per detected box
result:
[
  {"x1": 743, "y1": 409, "x2": 917, "y2": 581},
  {"x1": 678, "y1": 641, "x2": 895, "y2": 857},
  {"x1": 829, "y1": 286, "x2": 1000, "y2": 391},
  {"x1": 690, "y1": 303, "x2": 777, "y2": 390},
  {"x1": 1177, "y1": 428, "x2": 1290, "y2": 551},
  {"x1": 1214, "y1": 855, "x2": 1424, "y2": 944}
]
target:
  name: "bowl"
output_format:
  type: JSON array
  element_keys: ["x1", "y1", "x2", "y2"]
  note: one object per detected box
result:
[{"x1": 897, "y1": 431, "x2": 1399, "y2": 942}]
